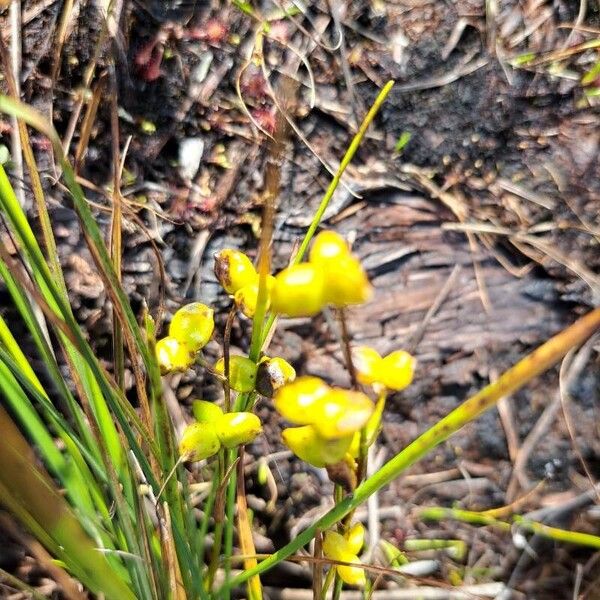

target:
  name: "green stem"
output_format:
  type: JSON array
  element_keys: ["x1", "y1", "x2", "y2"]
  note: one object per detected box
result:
[
  {"x1": 259, "y1": 80, "x2": 395, "y2": 351},
  {"x1": 217, "y1": 307, "x2": 600, "y2": 596}
]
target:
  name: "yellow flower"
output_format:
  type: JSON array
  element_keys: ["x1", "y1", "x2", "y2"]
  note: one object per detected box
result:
[
  {"x1": 281, "y1": 425, "x2": 353, "y2": 467},
  {"x1": 255, "y1": 356, "x2": 296, "y2": 397},
  {"x1": 352, "y1": 346, "x2": 382, "y2": 386},
  {"x1": 214, "y1": 249, "x2": 257, "y2": 295},
  {"x1": 270, "y1": 263, "x2": 326, "y2": 317},
  {"x1": 379, "y1": 350, "x2": 415, "y2": 391},
  {"x1": 234, "y1": 275, "x2": 276, "y2": 318},
  {"x1": 214, "y1": 355, "x2": 258, "y2": 392},
  {"x1": 345, "y1": 523, "x2": 365, "y2": 555},
  {"x1": 178, "y1": 422, "x2": 221, "y2": 461},
  {"x1": 169, "y1": 302, "x2": 214, "y2": 352},
  {"x1": 273, "y1": 376, "x2": 330, "y2": 424},
  {"x1": 156, "y1": 336, "x2": 194, "y2": 374},
  {"x1": 215, "y1": 412, "x2": 262, "y2": 448},
  {"x1": 323, "y1": 531, "x2": 366, "y2": 587}
]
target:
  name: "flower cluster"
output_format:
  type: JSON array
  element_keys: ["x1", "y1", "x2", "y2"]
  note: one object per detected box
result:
[
  {"x1": 178, "y1": 400, "x2": 262, "y2": 461},
  {"x1": 274, "y1": 377, "x2": 374, "y2": 467},
  {"x1": 353, "y1": 347, "x2": 416, "y2": 391},
  {"x1": 155, "y1": 303, "x2": 215, "y2": 373},
  {"x1": 323, "y1": 523, "x2": 366, "y2": 587},
  {"x1": 214, "y1": 230, "x2": 372, "y2": 320},
  {"x1": 271, "y1": 230, "x2": 372, "y2": 317}
]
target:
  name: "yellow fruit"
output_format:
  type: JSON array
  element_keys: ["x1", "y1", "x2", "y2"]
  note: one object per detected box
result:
[
  {"x1": 352, "y1": 346, "x2": 382, "y2": 386},
  {"x1": 379, "y1": 350, "x2": 415, "y2": 391},
  {"x1": 281, "y1": 426, "x2": 352, "y2": 467},
  {"x1": 215, "y1": 412, "x2": 262, "y2": 448},
  {"x1": 169, "y1": 302, "x2": 214, "y2": 352},
  {"x1": 270, "y1": 263, "x2": 326, "y2": 317},
  {"x1": 273, "y1": 376, "x2": 330, "y2": 424},
  {"x1": 312, "y1": 389, "x2": 374, "y2": 440},
  {"x1": 214, "y1": 355, "x2": 257, "y2": 392},
  {"x1": 323, "y1": 254, "x2": 372, "y2": 307},
  {"x1": 345, "y1": 523, "x2": 365, "y2": 555},
  {"x1": 233, "y1": 275, "x2": 276, "y2": 318},
  {"x1": 178, "y1": 423, "x2": 221, "y2": 461},
  {"x1": 309, "y1": 230, "x2": 349, "y2": 264},
  {"x1": 255, "y1": 356, "x2": 296, "y2": 397},
  {"x1": 214, "y1": 249, "x2": 257, "y2": 295},
  {"x1": 155, "y1": 336, "x2": 194, "y2": 374},
  {"x1": 192, "y1": 400, "x2": 224, "y2": 423}
]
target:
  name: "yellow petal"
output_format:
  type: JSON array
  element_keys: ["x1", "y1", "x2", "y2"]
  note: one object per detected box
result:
[
  {"x1": 192, "y1": 400, "x2": 224, "y2": 423},
  {"x1": 215, "y1": 412, "x2": 262, "y2": 448},
  {"x1": 178, "y1": 423, "x2": 221, "y2": 461},
  {"x1": 273, "y1": 376, "x2": 330, "y2": 424},
  {"x1": 309, "y1": 230, "x2": 349, "y2": 264},
  {"x1": 337, "y1": 563, "x2": 366, "y2": 587},
  {"x1": 281, "y1": 426, "x2": 352, "y2": 467},
  {"x1": 169, "y1": 302, "x2": 214, "y2": 352},
  {"x1": 352, "y1": 346, "x2": 382, "y2": 386},
  {"x1": 270, "y1": 263, "x2": 326, "y2": 317},
  {"x1": 312, "y1": 389, "x2": 374, "y2": 440},
  {"x1": 323, "y1": 254, "x2": 372, "y2": 307},
  {"x1": 379, "y1": 350, "x2": 415, "y2": 391},
  {"x1": 345, "y1": 523, "x2": 365, "y2": 555}
]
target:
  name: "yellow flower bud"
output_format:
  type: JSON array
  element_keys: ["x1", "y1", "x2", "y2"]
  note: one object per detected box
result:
[
  {"x1": 178, "y1": 422, "x2": 221, "y2": 461},
  {"x1": 215, "y1": 412, "x2": 262, "y2": 448},
  {"x1": 352, "y1": 346, "x2": 382, "y2": 386},
  {"x1": 192, "y1": 400, "x2": 224, "y2": 423},
  {"x1": 348, "y1": 431, "x2": 361, "y2": 459},
  {"x1": 345, "y1": 523, "x2": 365, "y2": 555},
  {"x1": 273, "y1": 376, "x2": 330, "y2": 424},
  {"x1": 323, "y1": 254, "x2": 372, "y2": 307},
  {"x1": 323, "y1": 531, "x2": 366, "y2": 587},
  {"x1": 233, "y1": 275, "x2": 276, "y2": 318},
  {"x1": 255, "y1": 356, "x2": 296, "y2": 397},
  {"x1": 169, "y1": 302, "x2": 214, "y2": 352},
  {"x1": 309, "y1": 230, "x2": 349, "y2": 264},
  {"x1": 311, "y1": 389, "x2": 374, "y2": 440},
  {"x1": 214, "y1": 249, "x2": 257, "y2": 295},
  {"x1": 214, "y1": 355, "x2": 257, "y2": 392},
  {"x1": 379, "y1": 350, "x2": 415, "y2": 391},
  {"x1": 270, "y1": 263, "x2": 326, "y2": 317},
  {"x1": 281, "y1": 425, "x2": 353, "y2": 467},
  {"x1": 156, "y1": 336, "x2": 194, "y2": 374}
]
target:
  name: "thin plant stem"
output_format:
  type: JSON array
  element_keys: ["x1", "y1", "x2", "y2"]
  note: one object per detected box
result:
[{"x1": 259, "y1": 80, "x2": 395, "y2": 351}]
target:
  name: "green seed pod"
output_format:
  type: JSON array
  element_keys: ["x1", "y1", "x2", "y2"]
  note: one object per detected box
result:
[
  {"x1": 192, "y1": 400, "x2": 224, "y2": 423},
  {"x1": 155, "y1": 336, "x2": 194, "y2": 374},
  {"x1": 169, "y1": 302, "x2": 215, "y2": 352},
  {"x1": 214, "y1": 355, "x2": 257, "y2": 392},
  {"x1": 214, "y1": 249, "x2": 257, "y2": 295},
  {"x1": 178, "y1": 423, "x2": 221, "y2": 461},
  {"x1": 215, "y1": 412, "x2": 262, "y2": 448},
  {"x1": 255, "y1": 356, "x2": 296, "y2": 397}
]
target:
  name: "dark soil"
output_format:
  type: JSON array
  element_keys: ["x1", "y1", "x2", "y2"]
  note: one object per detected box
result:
[{"x1": 1, "y1": 0, "x2": 600, "y2": 598}]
